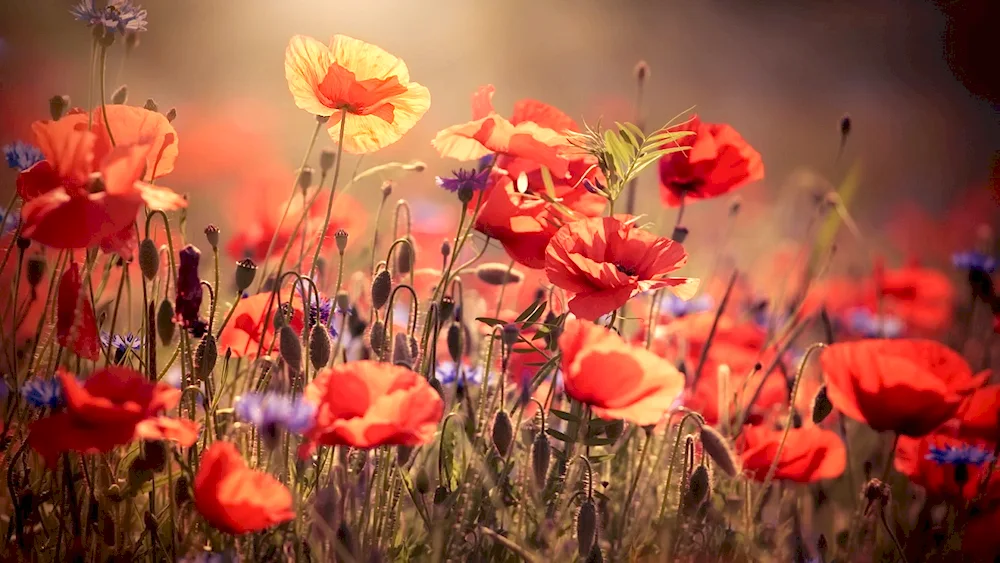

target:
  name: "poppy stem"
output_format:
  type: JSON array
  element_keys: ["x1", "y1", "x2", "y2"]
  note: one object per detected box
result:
[
  {"x1": 619, "y1": 430, "x2": 650, "y2": 546},
  {"x1": 368, "y1": 186, "x2": 393, "y2": 278},
  {"x1": 103, "y1": 263, "x2": 128, "y2": 367},
  {"x1": 98, "y1": 43, "x2": 116, "y2": 147},
  {"x1": 674, "y1": 196, "x2": 686, "y2": 230},
  {"x1": 878, "y1": 503, "x2": 909, "y2": 563},
  {"x1": 657, "y1": 411, "x2": 704, "y2": 522},
  {"x1": 310, "y1": 113, "x2": 349, "y2": 280},
  {"x1": 691, "y1": 269, "x2": 738, "y2": 387}
]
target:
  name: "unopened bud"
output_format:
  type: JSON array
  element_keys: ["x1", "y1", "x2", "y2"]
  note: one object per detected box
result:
[
  {"x1": 194, "y1": 334, "x2": 218, "y2": 381},
  {"x1": 381, "y1": 181, "x2": 393, "y2": 199},
  {"x1": 234, "y1": 258, "x2": 256, "y2": 292},
  {"x1": 446, "y1": 324, "x2": 462, "y2": 363},
  {"x1": 392, "y1": 332, "x2": 413, "y2": 368},
  {"x1": 371, "y1": 270, "x2": 392, "y2": 310},
  {"x1": 335, "y1": 290, "x2": 350, "y2": 312},
  {"x1": 492, "y1": 410, "x2": 513, "y2": 456},
  {"x1": 531, "y1": 434, "x2": 550, "y2": 488},
  {"x1": 111, "y1": 85, "x2": 128, "y2": 105},
  {"x1": 165, "y1": 108, "x2": 177, "y2": 122},
  {"x1": 811, "y1": 385, "x2": 833, "y2": 424},
  {"x1": 335, "y1": 229, "x2": 348, "y2": 254},
  {"x1": 687, "y1": 465, "x2": 710, "y2": 506},
  {"x1": 49, "y1": 95, "x2": 70, "y2": 120},
  {"x1": 319, "y1": 149, "x2": 336, "y2": 173},
  {"x1": 415, "y1": 468, "x2": 431, "y2": 493},
  {"x1": 309, "y1": 325, "x2": 332, "y2": 369},
  {"x1": 369, "y1": 320, "x2": 386, "y2": 357},
  {"x1": 396, "y1": 237, "x2": 414, "y2": 275},
  {"x1": 440, "y1": 239, "x2": 451, "y2": 259},
  {"x1": 143, "y1": 98, "x2": 158, "y2": 112},
  {"x1": 840, "y1": 114, "x2": 852, "y2": 137},
  {"x1": 138, "y1": 238, "x2": 159, "y2": 280},
  {"x1": 476, "y1": 263, "x2": 524, "y2": 286},
  {"x1": 576, "y1": 500, "x2": 598, "y2": 557},
  {"x1": 279, "y1": 325, "x2": 302, "y2": 373},
  {"x1": 297, "y1": 167, "x2": 313, "y2": 192},
  {"x1": 634, "y1": 60, "x2": 650, "y2": 81},
  {"x1": 204, "y1": 225, "x2": 220, "y2": 249},
  {"x1": 157, "y1": 299, "x2": 175, "y2": 345},
  {"x1": 699, "y1": 425, "x2": 738, "y2": 477},
  {"x1": 26, "y1": 256, "x2": 45, "y2": 288}
]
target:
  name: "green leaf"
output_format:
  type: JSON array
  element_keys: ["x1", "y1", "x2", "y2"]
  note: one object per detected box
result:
[
  {"x1": 523, "y1": 300, "x2": 548, "y2": 326},
  {"x1": 588, "y1": 453, "x2": 616, "y2": 464},
  {"x1": 476, "y1": 317, "x2": 505, "y2": 328},
  {"x1": 550, "y1": 409, "x2": 580, "y2": 423},
  {"x1": 546, "y1": 427, "x2": 574, "y2": 443},
  {"x1": 515, "y1": 298, "x2": 545, "y2": 323},
  {"x1": 539, "y1": 166, "x2": 558, "y2": 201},
  {"x1": 583, "y1": 436, "x2": 618, "y2": 447},
  {"x1": 440, "y1": 418, "x2": 465, "y2": 490}
]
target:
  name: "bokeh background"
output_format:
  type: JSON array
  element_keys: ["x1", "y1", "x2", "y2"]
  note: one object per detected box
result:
[{"x1": 1, "y1": 0, "x2": 997, "y2": 277}]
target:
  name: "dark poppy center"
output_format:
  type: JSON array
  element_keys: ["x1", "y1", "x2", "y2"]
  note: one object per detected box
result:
[
  {"x1": 615, "y1": 263, "x2": 638, "y2": 277},
  {"x1": 671, "y1": 179, "x2": 704, "y2": 193}
]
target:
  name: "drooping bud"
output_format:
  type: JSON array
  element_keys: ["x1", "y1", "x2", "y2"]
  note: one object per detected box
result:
[
  {"x1": 380, "y1": 181, "x2": 394, "y2": 199},
  {"x1": 335, "y1": 290, "x2": 350, "y2": 312},
  {"x1": 235, "y1": 258, "x2": 256, "y2": 292},
  {"x1": 492, "y1": 410, "x2": 514, "y2": 456},
  {"x1": 143, "y1": 98, "x2": 158, "y2": 112},
  {"x1": 415, "y1": 468, "x2": 431, "y2": 494},
  {"x1": 671, "y1": 226, "x2": 689, "y2": 243},
  {"x1": 476, "y1": 262, "x2": 524, "y2": 286},
  {"x1": 634, "y1": 60, "x2": 650, "y2": 81},
  {"x1": 309, "y1": 324, "x2": 332, "y2": 369},
  {"x1": 26, "y1": 256, "x2": 45, "y2": 288},
  {"x1": 194, "y1": 334, "x2": 218, "y2": 381},
  {"x1": 111, "y1": 85, "x2": 128, "y2": 105},
  {"x1": 157, "y1": 299, "x2": 175, "y2": 345},
  {"x1": 392, "y1": 332, "x2": 413, "y2": 368},
  {"x1": 396, "y1": 445, "x2": 413, "y2": 466},
  {"x1": 439, "y1": 297, "x2": 455, "y2": 324},
  {"x1": 396, "y1": 237, "x2": 414, "y2": 275},
  {"x1": 371, "y1": 270, "x2": 392, "y2": 310},
  {"x1": 576, "y1": 499, "x2": 598, "y2": 557},
  {"x1": 49, "y1": 95, "x2": 70, "y2": 120},
  {"x1": 319, "y1": 149, "x2": 336, "y2": 174},
  {"x1": 138, "y1": 238, "x2": 159, "y2": 280},
  {"x1": 446, "y1": 323, "x2": 462, "y2": 363},
  {"x1": 699, "y1": 425, "x2": 738, "y2": 477},
  {"x1": 335, "y1": 229, "x2": 349, "y2": 254},
  {"x1": 811, "y1": 385, "x2": 833, "y2": 424},
  {"x1": 279, "y1": 325, "x2": 302, "y2": 373},
  {"x1": 501, "y1": 323, "x2": 519, "y2": 348},
  {"x1": 204, "y1": 225, "x2": 220, "y2": 249},
  {"x1": 297, "y1": 167, "x2": 313, "y2": 192},
  {"x1": 531, "y1": 434, "x2": 550, "y2": 488},
  {"x1": 840, "y1": 114, "x2": 852, "y2": 138},
  {"x1": 369, "y1": 320, "x2": 386, "y2": 357},
  {"x1": 686, "y1": 465, "x2": 710, "y2": 510},
  {"x1": 175, "y1": 245, "x2": 205, "y2": 334}
]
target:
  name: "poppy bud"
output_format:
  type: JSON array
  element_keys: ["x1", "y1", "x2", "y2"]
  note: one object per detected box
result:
[
  {"x1": 371, "y1": 270, "x2": 392, "y2": 310},
  {"x1": 319, "y1": 148, "x2": 336, "y2": 174},
  {"x1": 335, "y1": 290, "x2": 350, "y2": 311},
  {"x1": 165, "y1": 108, "x2": 177, "y2": 122},
  {"x1": 446, "y1": 324, "x2": 462, "y2": 363},
  {"x1": 634, "y1": 60, "x2": 650, "y2": 81},
  {"x1": 476, "y1": 262, "x2": 524, "y2": 286},
  {"x1": 369, "y1": 320, "x2": 386, "y2": 357},
  {"x1": 309, "y1": 325, "x2": 331, "y2": 369},
  {"x1": 811, "y1": 385, "x2": 833, "y2": 424},
  {"x1": 415, "y1": 468, "x2": 431, "y2": 494},
  {"x1": 392, "y1": 332, "x2": 412, "y2": 368},
  {"x1": 576, "y1": 499, "x2": 598, "y2": 557},
  {"x1": 16, "y1": 236, "x2": 29, "y2": 251},
  {"x1": 26, "y1": 256, "x2": 45, "y2": 288},
  {"x1": 174, "y1": 475, "x2": 191, "y2": 506},
  {"x1": 333, "y1": 229, "x2": 349, "y2": 255},
  {"x1": 381, "y1": 181, "x2": 393, "y2": 199},
  {"x1": 138, "y1": 238, "x2": 159, "y2": 280},
  {"x1": 49, "y1": 94, "x2": 70, "y2": 120},
  {"x1": 531, "y1": 434, "x2": 550, "y2": 488},
  {"x1": 279, "y1": 325, "x2": 302, "y2": 373},
  {"x1": 405, "y1": 161, "x2": 427, "y2": 172},
  {"x1": 111, "y1": 84, "x2": 128, "y2": 105},
  {"x1": 817, "y1": 534, "x2": 828, "y2": 556},
  {"x1": 586, "y1": 546, "x2": 604, "y2": 563},
  {"x1": 501, "y1": 323, "x2": 519, "y2": 349},
  {"x1": 235, "y1": 258, "x2": 257, "y2": 292},
  {"x1": 699, "y1": 425, "x2": 738, "y2": 477},
  {"x1": 433, "y1": 485, "x2": 449, "y2": 505},
  {"x1": 687, "y1": 465, "x2": 710, "y2": 507},
  {"x1": 204, "y1": 225, "x2": 220, "y2": 249},
  {"x1": 194, "y1": 334, "x2": 218, "y2": 381},
  {"x1": 297, "y1": 167, "x2": 314, "y2": 192},
  {"x1": 439, "y1": 296, "x2": 455, "y2": 324},
  {"x1": 671, "y1": 226, "x2": 689, "y2": 243},
  {"x1": 396, "y1": 445, "x2": 413, "y2": 466},
  {"x1": 396, "y1": 237, "x2": 414, "y2": 275},
  {"x1": 492, "y1": 410, "x2": 514, "y2": 456},
  {"x1": 157, "y1": 299, "x2": 175, "y2": 345},
  {"x1": 604, "y1": 419, "x2": 624, "y2": 442},
  {"x1": 840, "y1": 114, "x2": 852, "y2": 137},
  {"x1": 143, "y1": 98, "x2": 158, "y2": 112}
]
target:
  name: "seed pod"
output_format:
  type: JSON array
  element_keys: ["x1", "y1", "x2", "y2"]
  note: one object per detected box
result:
[
  {"x1": 475, "y1": 262, "x2": 524, "y2": 286},
  {"x1": 204, "y1": 225, "x2": 220, "y2": 249},
  {"x1": 319, "y1": 148, "x2": 336, "y2": 173},
  {"x1": 143, "y1": 98, "x2": 158, "y2": 112},
  {"x1": 440, "y1": 239, "x2": 451, "y2": 260},
  {"x1": 396, "y1": 237, "x2": 414, "y2": 275},
  {"x1": 604, "y1": 419, "x2": 624, "y2": 442},
  {"x1": 157, "y1": 299, "x2": 175, "y2": 345},
  {"x1": 671, "y1": 226, "x2": 689, "y2": 243},
  {"x1": 165, "y1": 108, "x2": 177, "y2": 122},
  {"x1": 415, "y1": 468, "x2": 431, "y2": 494},
  {"x1": 446, "y1": 324, "x2": 462, "y2": 363},
  {"x1": 194, "y1": 334, "x2": 218, "y2": 381},
  {"x1": 811, "y1": 384, "x2": 833, "y2": 424},
  {"x1": 433, "y1": 485, "x2": 449, "y2": 505},
  {"x1": 49, "y1": 94, "x2": 70, "y2": 120},
  {"x1": 492, "y1": 410, "x2": 513, "y2": 456},
  {"x1": 137, "y1": 238, "x2": 159, "y2": 280},
  {"x1": 380, "y1": 181, "x2": 393, "y2": 198},
  {"x1": 15, "y1": 236, "x2": 29, "y2": 250},
  {"x1": 111, "y1": 84, "x2": 128, "y2": 105},
  {"x1": 699, "y1": 425, "x2": 738, "y2": 477},
  {"x1": 297, "y1": 167, "x2": 313, "y2": 192},
  {"x1": 334, "y1": 229, "x2": 349, "y2": 255},
  {"x1": 531, "y1": 434, "x2": 550, "y2": 488},
  {"x1": 309, "y1": 325, "x2": 332, "y2": 369},
  {"x1": 392, "y1": 332, "x2": 412, "y2": 368},
  {"x1": 576, "y1": 500, "x2": 598, "y2": 557},
  {"x1": 279, "y1": 325, "x2": 302, "y2": 373},
  {"x1": 335, "y1": 290, "x2": 350, "y2": 312},
  {"x1": 371, "y1": 270, "x2": 392, "y2": 310},
  {"x1": 369, "y1": 320, "x2": 386, "y2": 357},
  {"x1": 26, "y1": 256, "x2": 45, "y2": 287},
  {"x1": 235, "y1": 258, "x2": 257, "y2": 292}
]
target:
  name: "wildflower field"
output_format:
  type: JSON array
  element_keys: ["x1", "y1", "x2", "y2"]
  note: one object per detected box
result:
[{"x1": 0, "y1": 1, "x2": 998, "y2": 562}]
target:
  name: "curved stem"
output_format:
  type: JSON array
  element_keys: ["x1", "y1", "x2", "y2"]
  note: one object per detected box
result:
[{"x1": 309, "y1": 112, "x2": 348, "y2": 280}]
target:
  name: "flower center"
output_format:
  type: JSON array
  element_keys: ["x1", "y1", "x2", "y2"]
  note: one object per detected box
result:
[{"x1": 615, "y1": 263, "x2": 637, "y2": 277}]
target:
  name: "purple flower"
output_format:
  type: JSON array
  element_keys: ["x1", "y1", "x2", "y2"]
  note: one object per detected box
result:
[
  {"x1": 435, "y1": 168, "x2": 490, "y2": 194},
  {"x1": 925, "y1": 443, "x2": 994, "y2": 466},
  {"x1": 3, "y1": 141, "x2": 44, "y2": 172},
  {"x1": 952, "y1": 250, "x2": 997, "y2": 274},
  {"x1": 70, "y1": 0, "x2": 148, "y2": 35},
  {"x1": 0, "y1": 206, "x2": 19, "y2": 236},
  {"x1": 843, "y1": 307, "x2": 904, "y2": 338},
  {"x1": 235, "y1": 392, "x2": 315, "y2": 435},
  {"x1": 176, "y1": 245, "x2": 206, "y2": 337},
  {"x1": 661, "y1": 293, "x2": 714, "y2": 318}
]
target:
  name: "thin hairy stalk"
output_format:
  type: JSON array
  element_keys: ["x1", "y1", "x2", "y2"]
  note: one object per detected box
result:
[
  {"x1": 98, "y1": 43, "x2": 116, "y2": 146},
  {"x1": 309, "y1": 113, "x2": 348, "y2": 279},
  {"x1": 691, "y1": 269, "x2": 738, "y2": 385}
]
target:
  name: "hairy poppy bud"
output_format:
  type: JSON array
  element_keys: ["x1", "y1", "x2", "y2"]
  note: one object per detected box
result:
[
  {"x1": 165, "y1": 108, "x2": 177, "y2": 122},
  {"x1": 634, "y1": 60, "x2": 650, "y2": 81},
  {"x1": 439, "y1": 297, "x2": 455, "y2": 325},
  {"x1": 604, "y1": 419, "x2": 624, "y2": 442},
  {"x1": 492, "y1": 410, "x2": 514, "y2": 456},
  {"x1": 699, "y1": 425, "x2": 738, "y2": 477},
  {"x1": 335, "y1": 290, "x2": 350, "y2": 312},
  {"x1": 143, "y1": 98, "x2": 158, "y2": 112},
  {"x1": 138, "y1": 238, "x2": 159, "y2": 280},
  {"x1": 297, "y1": 167, "x2": 313, "y2": 192},
  {"x1": 440, "y1": 239, "x2": 451, "y2": 259},
  {"x1": 371, "y1": 270, "x2": 392, "y2": 310},
  {"x1": 840, "y1": 114, "x2": 852, "y2": 137},
  {"x1": 234, "y1": 258, "x2": 256, "y2": 292},
  {"x1": 392, "y1": 332, "x2": 413, "y2": 368},
  {"x1": 26, "y1": 256, "x2": 45, "y2": 288},
  {"x1": 446, "y1": 324, "x2": 462, "y2": 363},
  {"x1": 576, "y1": 499, "x2": 598, "y2": 557},
  {"x1": 204, "y1": 225, "x2": 220, "y2": 249},
  {"x1": 396, "y1": 445, "x2": 413, "y2": 466},
  {"x1": 476, "y1": 262, "x2": 523, "y2": 286},
  {"x1": 381, "y1": 181, "x2": 393, "y2": 199},
  {"x1": 16, "y1": 236, "x2": 29, "y2": 251},
  {"x1": 157, "y1": 299, "x2": 175, "y2": 345},
  {"x1": 671, "y1": 226, "x2": 689, "y2": 243},
  {"x1": 111, "y1": 84, "x2": 128, "y2": 105},
  {"x1": 174, "y1": 475, "x2": 191, "y2": 506},
  {"x1": 319, "y1": 149, "x2": 336, "y2": 174},
  {"x1": 531, "y1": 434, "x2": 550, "y2": 488},
  {"x1": 279, "y1": 325, "x2": 302, "y2": 373},
  {"x1": 396, "y1": 237, "x2": 414, "y2": 275},
  {"x1": 415, "y1": 467, "x2": 431, "y2": 494},
  {"x1": 309, "y1": 324, "x2": 332, "y2": 369},
  {"x1": 811, "y1": 385, "x2": 833, "y2": 424},
  {"x1": 49, "y1": 94, "x2": 70, "y2": 120},
  {"x1": 195, "y1": 334, "x2": 218, "y2": 381},
  {"x1": 687, "y1": 465, "x2": 710, "y2": 508},
  {"x1": 501, "y1": 323, "x2": 519, "y2": 349},
  {"x1": 334, "y1": 229, "x2": 349, "y2": 254},
  {"x1": 369, "y1": 320, "x2": 386, "y2": 357}
]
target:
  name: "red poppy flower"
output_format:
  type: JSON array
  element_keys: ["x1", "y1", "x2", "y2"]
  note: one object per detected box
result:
[
  {"x1": 820, "y1": 339, "x2": 988, "y2": 436},
  {"x1": 545, "y1": 215, "x2": 699, "y2": 320},
  {"x1": 193, "y1": 441, "x2": 295, "y2": 535},
  {"x1": 894, "y1": 431, "x2": 995, "y2": 502},
  {"x1": 56, "y1": 262, "x2": 100, "y2": 361},
  {"x1": 738, "y1": 424, "x2": 846, "y2": 483},
  {"x1": 218, "y1": 291, "x2": 305, "y2": 358},
  {"x1": 657, "y1": 115, "x2": 764, "y2": 207},
  {"x1": 683, "y1": 343, "x2": 788, "y2": 426},
  {"x1": 474, "y1": 175, "x2": 565, "y2": 269},
  {"x1": 433, "y1": 85, "x2": 573, "y2": 179},
  {"x1": 558, "y1": 319, "x2": 685, "y2": 425},
  {"x1": 875, "y1": 262, "x2": 954, "y2": 334},
  {"x1": 301, "y1": 361, "x2": 444, "y2": 451},
  {"x1": 956, "y1": 379, "x2": 1000, "y2": 443},
  {"x1": 499, "y1": 152, "x2": 607, "y2": 219},
  {"x1": 134, "y1": 417, "x2": 200, "y2": 447}
]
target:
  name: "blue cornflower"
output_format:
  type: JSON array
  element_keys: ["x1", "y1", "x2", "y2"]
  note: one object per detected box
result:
[
  {"x1": 0, "y1": 207, "x2": 19, "y2": 236},
  {"x1": 477, "y1": 153, "x2": 495, "y2": 172},
  {"x1": 3, "y1": 140, "x2": 44, "y2": 172},
  {"x1": 925, "y1": 443, "x2": 995, "y2": 466},
  {"x1": 70, "y1": 0, "x2": 148, "y2": 35},
  {"x1": 952, "y1": 251, "x2": 997, "y2": 274},
  {"x1": 435, "y1": 168, "x2": 490, "y2": 194},
  {"x1": 234, "y1": 392, "x2": 315, "y2": 435},
  {"x1": 843, "y1": 308, "x2": 905, "y2": 338},
  {"x1": 21, "y1": 376, "x2": 64, "y2": 409},
  {"x1": 101, "y1": 331, "x2": 141, "y2": 363},
  {"x1": 661, "y1": 293, "x2": 714, "y2": 318},
  {"x1": 436, "y1": 362, "x2": 486, "y2": 387}
]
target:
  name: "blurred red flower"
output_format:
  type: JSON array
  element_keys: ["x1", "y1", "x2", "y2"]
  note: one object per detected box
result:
[
  {"x1": 218, "y1": 290, "x2": 305, "y2": 358},
  {"x1": 739, "y1": 424, "x2": 846, "y2": 483},
  {"x1": 545, "y1": 215, "x2": 698, "y2": 320},
  {"x1": 558, "y1": 319, "x2": 685, "y2": 425},
  {"x1": 474, "y1": 175, "x2": 564, "y2": 269},
  {"x1": 301, "y1": 361, "x2": 444, "y2": 451},
  {"x1": 819, "y1": 339, "x2": 987, "y2": 436},
  {"x1": 56, "y1": 261, "x2": 100, "y2": 361},
  {"x1": 657, "y1": 115, "x2": 764, "y2": 207},
  {"x1": 894, "y1": 431, "x2": 995, "y2": 502},
  {"x1": 683, "y1": 344, "x2": 788, "y2": 426},
  {"x1": 194, "y1": 441, "x2": 295, "y2": 535},
  {"x1": 955, "y1": 379, "x2": 1000, "y2": 443},
  {"x1": 876, "y1": 262, "x2": 954, "y2": 334}
]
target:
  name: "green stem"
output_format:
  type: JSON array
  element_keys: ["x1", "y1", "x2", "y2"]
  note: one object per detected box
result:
[
  {"x1": 98, "y1": 43, "x2": 116, "y2": 146},
  {"x1": 309, "y1": 112, "x2": 348, "y2": 280}
]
